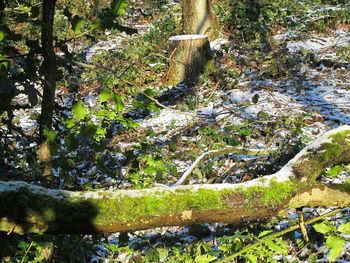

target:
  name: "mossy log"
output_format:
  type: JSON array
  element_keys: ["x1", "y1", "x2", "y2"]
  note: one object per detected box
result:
[
  {"x1": 167, "y1": 34, "x2": 212, "y2": 85},
  {"x1": 1, "y1": 126, "x2": 350, "y2": 235},
  {"x1": 183, "y1": 0, "x2": 219, "y2": 40}
]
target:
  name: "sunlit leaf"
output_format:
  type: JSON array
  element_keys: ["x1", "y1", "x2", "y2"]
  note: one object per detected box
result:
[
  {"x1": 112, "y1": 93, "x2": 124, "y2": 112},
  {"x1": 338, "y1": 222, "x2": 350, "y2": 234},
  {"x1": 72, "y1": 101, "x2": 87, "y2": 120},
  {"x1": 313, "y1": 221, "x2": 335, "y2": 234},
  {"x1": 325, "y1": 165, "x2": 344, "y2": 177},
  {"x1": 0, "y1": 31, "x2": 5, "y2": 42},
  {"x1": 265, "y1": 238, "x2": 288, "y2": 255},
  {"x1": 99, "y1": 89, "x2": 112, "y2": 102},
  {"x1": 246, "y1": 253, "x2": 258, "y2": 263},
  {"x1": 111, "y1": 0, "x2": 128, "y2": 16},
  {"x1": 194, "y1": 254, "x2": 216, "y2": 263},
  {"x1": 326, "y1": 234, "x2": 346, "y2": 261},
  {"x1": 71, "y1": 16, "x2": 84, "y2": 34}
]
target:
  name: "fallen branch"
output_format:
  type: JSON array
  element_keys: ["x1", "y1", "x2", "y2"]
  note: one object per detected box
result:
[
  {"x1": 172, "y1": 146, "x2": 272, "y2": 187},
  {"x1": 0, "y1": 126, "x2": 349, "y2": 234}
]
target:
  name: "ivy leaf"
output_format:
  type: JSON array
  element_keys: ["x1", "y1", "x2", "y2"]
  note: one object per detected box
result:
[
  {"x1": 112, "y1": 93, "x2": 124, "y2": 113},
  {"x1": 0, "y1": 31, "x2": 5, "y2": 42},
  {"x1": 111, "y1": 0, "x2": 128, "y2": 16},
  {"x1": 325, "y1": 165, "x2": 344, "y2": 177},
  {"x1": 43, "y1": 129, "x2": 58, "y2": 143},
  {"x1": 252, "y1": 93, "x2": 260, "y2": 104},
  {"x1": 257, "y1": 111, "x2": 269, "y2": 120},
  {"x1": 64, "y1": 133, "x2": 78, "y2": 150},
  {"x1": 72, "y1": 101, "x2": 87, "y2": 120},
  {"x1": 326, "y1": 234, "x2": 346, "y2": 261},
  {"x1": 313, "y1": 222, "x2": 335, "y2": 234},
  {"x1": 99, "y1": 89, "x2": 112, "y2": 102},
  {"x1": 338, "y1": 222, "x2": 350, "y2": 234},
  {"x1": 71, "y1": 16, "x2": 84, "y2": 34},
  {"x1": 194, "y1": 254, "x2": 216, "y2": 263}
]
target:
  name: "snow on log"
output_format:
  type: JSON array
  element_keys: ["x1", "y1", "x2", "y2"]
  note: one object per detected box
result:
[
  {"x1": 0, "y1": 126, "x2": 350, "y2": 235},
  {"x1": 167, "y1": 34, "x2": 212, "y2": 85}
]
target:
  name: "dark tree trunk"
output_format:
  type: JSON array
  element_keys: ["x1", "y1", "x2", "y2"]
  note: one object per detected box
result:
[
  {"x1": 39, "y1": 0, "x2": 57, "y2": 183},
  {"x1": 40, "y1": 0, "x2": 57, "y2": 135}
]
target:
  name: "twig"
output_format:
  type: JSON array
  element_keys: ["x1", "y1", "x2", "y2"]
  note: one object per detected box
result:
[{"x1": 172, "y1": 146, "x2": 272, "y2": 187}]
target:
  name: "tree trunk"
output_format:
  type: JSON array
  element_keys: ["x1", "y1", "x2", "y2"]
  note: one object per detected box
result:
[
  {"x1": 0, "y1": 126, "x2": 350, "y2": 235},
  {"x1": 183, "y1": 0, "x2": 219, "y2": 40},
  {"x1": 38, "y1": 0, "x2": 57, "y2": 183},
  {"x1": 167, "y1": 34, "x2": 212, "y2": 86}
]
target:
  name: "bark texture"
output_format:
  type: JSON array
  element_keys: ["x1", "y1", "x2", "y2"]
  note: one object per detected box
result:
[
  {"x1": 39, "y1": 0, "x2": 57, "y2": 183},
  {"x1": 167, "y1": 34, "x2": 212, "y2": 85},
  {"x1": 183, "y1": 0, "x2": 219, "y2": 40},
  {"x1": 0, "y1": 126, "x2": 349, "y2": 235}
]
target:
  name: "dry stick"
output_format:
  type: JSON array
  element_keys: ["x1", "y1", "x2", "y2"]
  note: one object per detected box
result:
[
  {"x1": 172, "y1": 146, "x2": 272, "y2": 187},
  {"x1": 218, "y1": 208, "x2": 343, "y2": 263}
]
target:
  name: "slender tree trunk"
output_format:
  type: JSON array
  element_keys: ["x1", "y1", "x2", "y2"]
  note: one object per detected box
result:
[
  {"x1": 38, "y1": 0, "x2": 57, "y2": 183},
  {"x1": 183, "y1": 0, "x2": 218, "y2": 40}
]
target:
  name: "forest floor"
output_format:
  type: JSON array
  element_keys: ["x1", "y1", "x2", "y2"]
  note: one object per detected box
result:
[{"x1": 2, "y1": 1, "x2": 350, "y2": 262}]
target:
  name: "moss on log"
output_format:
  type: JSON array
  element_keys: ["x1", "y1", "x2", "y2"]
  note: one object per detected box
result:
[{"x1": 0, "y1": 126, "x2": 350, "y2": 235}]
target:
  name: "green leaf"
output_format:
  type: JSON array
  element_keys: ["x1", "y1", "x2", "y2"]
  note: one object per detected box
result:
[
  {"x1": 326, "y1": 235, "x2": 346, "y2": 261},
  {"x1": 194, "y1": 254, "x2": 216, "y2": 263},
  {"x1": 0, "y1": 31, "x2": 5, "y2": 42},
  {"x1": 313, "y1": 222, "x2": 336, "y2": 234},
  {"x1": 112, "y1": 93, "x2": 124, "y2": 112},
  {"x1": 238, "y1": 127, "x2": 251, "y2": 137},
  {"x1": 99, "y1": 89, "x2": 112, "y2": 102},
  {"x1": 325, "y1": 165, "x2": 344, "y2": 177},
  {"x1": 264, "y1": 238, "x2": 288, "y2": 255},
  {"x1": 252, "y1": 93, "x2": 260, "y2": 104},
  {"x1": 71, "y1": 16, "x2": 84, "y2": 34},
  {"x1": 156, "y1": 247, "x2": 169, "y2": 261},
  {"x1": 43, "y1": 129, "x2": 58, "y2": 143},
  {"x1": 245, "y1": 253, "x2": 258, "y2": 263},
  {"x1": 338, "y1": 222, "x2": 350, "y2": 234},
  {"x1": 111, "y1": 0, "x2": 128, "y2": 16},
  {"x1": 64, "y1": 134, "x2": 78, "y2": 150},
  {"x1": 72, "y1": 101, "x2": 87, "y2": 120},
  {"x1": 257, "y1": 111, "x2": 269, "y2": 120}
]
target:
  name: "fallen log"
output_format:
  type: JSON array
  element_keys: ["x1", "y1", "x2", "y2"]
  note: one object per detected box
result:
[{"x1": 0, "y1": 126, "x2": 350, "y2": 235}]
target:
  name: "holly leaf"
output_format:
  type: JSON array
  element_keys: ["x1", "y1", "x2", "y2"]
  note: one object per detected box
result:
[{"x1": 72, "y1": 101, "x2": 87, "y2": 120}]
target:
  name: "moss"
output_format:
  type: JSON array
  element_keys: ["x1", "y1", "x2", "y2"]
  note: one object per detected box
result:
[
  {"x1": 293, "y1": 130, "x2": 350, "y2": 181},
  {"x1": 91, "y1": 188, "x2": 232, "y2": 225},
  {"x1": 241, "y1": 179, "x2": 297, "y2": 207},
  {"x1": 338, "y1": 178, "x2": 350, "y2": 192}
]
